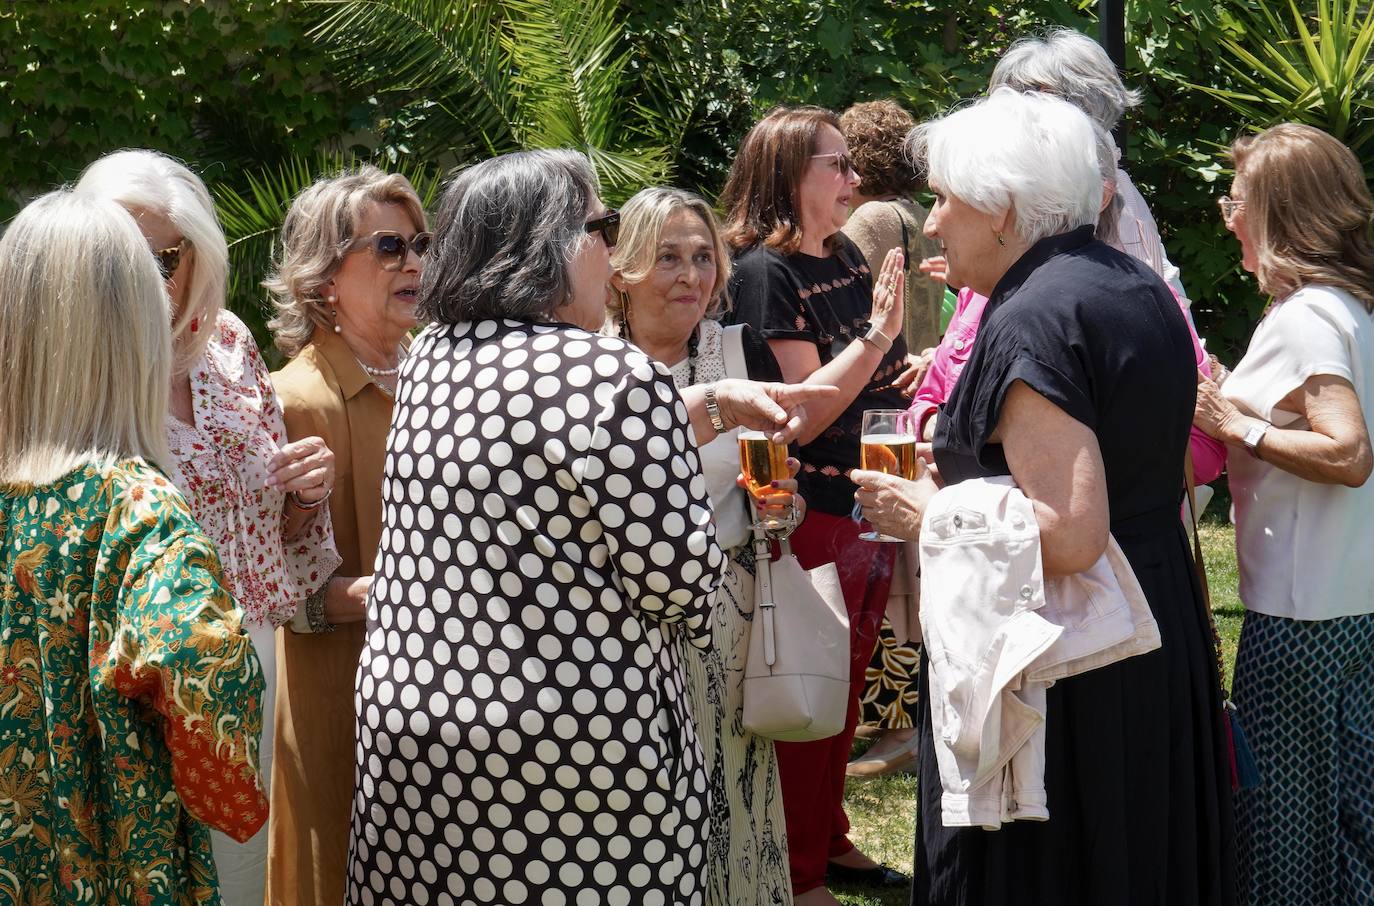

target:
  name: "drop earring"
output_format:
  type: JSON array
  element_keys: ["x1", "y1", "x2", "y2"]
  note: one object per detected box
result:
[
  {"x1": 190, "y1": 317, "x2": 200, "y2": 333},
  {"x1": 996, "y1": 232, "x2": 1006, "y2": 247},
  {"x1": 328, "y1": 294, "x2": 342, "y2": 334}
]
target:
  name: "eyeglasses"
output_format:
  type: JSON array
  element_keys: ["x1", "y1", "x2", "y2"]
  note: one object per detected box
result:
[
  {"x1": 153, "y1": 239, "x2": 190, "y2": 279},
  {"x1": 1217, "y1": 196, "x2": 1246, "y2": 222},
  {"x1": 338, "y1": 230, "x2": 433, "y2": 270},
  {"x1": 585, "y1": 210, "x2": 621, "y2": 247},
  {"x1": 811, "y1": 151, "x2": 858, "y2": 176}
]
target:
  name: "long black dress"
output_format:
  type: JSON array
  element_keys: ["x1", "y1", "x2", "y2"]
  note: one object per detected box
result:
[{"x1": 915, "y1": 227, "x2": 1237, "y2": 906}]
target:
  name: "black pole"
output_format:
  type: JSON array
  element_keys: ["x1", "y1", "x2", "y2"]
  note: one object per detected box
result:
[{"x1": 1099, "y1": 0, "x2": 1128, "y2": 159}]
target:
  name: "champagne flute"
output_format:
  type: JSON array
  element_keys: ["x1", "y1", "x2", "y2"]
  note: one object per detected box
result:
[
  {"x1": 858, "y1": 409, "x2": 918, "y2": 542},
  {"x1": 738, "y1": 429, "x2": 792, "y2": 532}
]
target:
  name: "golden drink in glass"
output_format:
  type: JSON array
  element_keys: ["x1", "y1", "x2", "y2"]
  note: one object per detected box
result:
[
  {"x1": 738, "y1": 430, "x2": 790, "y2": 529},
  {"x1": 859, "y1": 409, "x2": 918, "y2": 541}
]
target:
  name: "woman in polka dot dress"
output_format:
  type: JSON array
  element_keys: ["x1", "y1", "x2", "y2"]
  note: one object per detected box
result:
[{"x1": 345, "y1": 150, "x2": 833, "y2": 906}]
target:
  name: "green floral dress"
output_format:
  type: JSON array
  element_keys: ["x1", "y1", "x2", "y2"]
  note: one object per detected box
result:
[{"x1": 0, "y1": 459, "x2": 269, "y2": 905}]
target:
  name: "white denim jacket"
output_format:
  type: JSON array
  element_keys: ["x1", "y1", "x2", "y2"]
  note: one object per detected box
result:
[{"x1": 918, "y1": 476, "x2": 1161, "y2": 830}]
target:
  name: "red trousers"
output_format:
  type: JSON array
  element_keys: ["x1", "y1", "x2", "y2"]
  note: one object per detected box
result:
[{"x1": 775, "y1": 508, "x2": 896, "y2": 894}]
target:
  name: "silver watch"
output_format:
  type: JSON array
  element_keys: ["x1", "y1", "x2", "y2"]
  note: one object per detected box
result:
[
  {"x1": 861, "y1": 323, "x2": 893, "y2": 354},
  {"x1": 1242, "y1": 420, "x2": 1270, "y2": 458}
]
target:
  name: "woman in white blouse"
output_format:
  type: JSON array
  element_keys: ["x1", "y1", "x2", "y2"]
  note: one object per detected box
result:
[
  {"x1": 76, "y1": 150, "x2": 354, "y2": 905},
  {"x1": 1193, "y1": 124, "x2": 1374, "y2": 905}
]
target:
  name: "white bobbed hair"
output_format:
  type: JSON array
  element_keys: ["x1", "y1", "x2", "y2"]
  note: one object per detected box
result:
[
  {"x1": 990, "y1": 28, "x2": 1141, "y2": 133},
  {"x1": 906, "y1": 88, "x2": 1102, "y2": 246},
  {"x1": 75, "y1": 149, "x2": 228, "y2": 376}
]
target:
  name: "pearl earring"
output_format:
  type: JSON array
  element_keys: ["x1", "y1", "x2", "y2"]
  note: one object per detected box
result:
[{"x1": 326, "y1": 295, "x2": 342, "y2": 334}]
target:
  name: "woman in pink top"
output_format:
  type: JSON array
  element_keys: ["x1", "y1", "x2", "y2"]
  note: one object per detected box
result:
[{"x1": 914, "y1": 139, "x2": 1227, "y2": 485}]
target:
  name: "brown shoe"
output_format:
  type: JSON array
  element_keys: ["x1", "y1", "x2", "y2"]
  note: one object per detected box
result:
[{"x1": 852, "y1": 724, "x2": 882, "y2": 740}]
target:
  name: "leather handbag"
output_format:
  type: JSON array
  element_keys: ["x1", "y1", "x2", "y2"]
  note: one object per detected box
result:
[{"x1": 742, "y1": 527, "x2": 851, "y2": 742}]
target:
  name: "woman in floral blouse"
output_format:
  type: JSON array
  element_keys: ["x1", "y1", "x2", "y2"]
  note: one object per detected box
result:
[
  {"x1": 76, "y1": 150, "x2": 353, "y2": 904},
  {"x1": 0, "y1": 189, "x2": 268, "y2": 903}
]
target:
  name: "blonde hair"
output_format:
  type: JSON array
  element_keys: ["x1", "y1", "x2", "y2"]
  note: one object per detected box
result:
[
  {"x1": 265, "y1": 166, "x2": 427, "y2": 357},
  {"x1": 1231, "y1": 123, "x2": 1374, "y2": 313},
  {"x1": 608, "y1": 188, "x2": 732, "y2": 337},
  {"x1": 75, "y1": 149, "x2": 227, "y2": 376},
  {"x1": 0, "y1": 191, "x2": 171, "y2": 485}
]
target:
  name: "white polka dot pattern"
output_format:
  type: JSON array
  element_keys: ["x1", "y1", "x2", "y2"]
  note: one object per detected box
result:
[{"x1": 345, "y1": 319, "x2": 725, "y2": 905}]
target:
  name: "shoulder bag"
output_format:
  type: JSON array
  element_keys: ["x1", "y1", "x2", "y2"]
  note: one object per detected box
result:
[{"x1": 724, "y1": 324, "x2": 852, "y2": 741}]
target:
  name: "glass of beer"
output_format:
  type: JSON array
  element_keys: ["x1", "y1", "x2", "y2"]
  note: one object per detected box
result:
[
  {"x1": 738, "y1": 429, "x2": 792, "y2": 531},
  {"x1": 858, "y1": 409, "x2": 918, "y2": 542}
]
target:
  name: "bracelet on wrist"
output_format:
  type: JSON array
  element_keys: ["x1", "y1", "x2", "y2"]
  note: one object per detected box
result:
[
  {"x1": 289, "y1": 488, "x2": 329, "y2": 511},
  {"x1": 304, "y1": 575, "x2": 336, "y2": 634},
  {"x1": 704, "y1": 385, "x2": 727, "y2": 435}
]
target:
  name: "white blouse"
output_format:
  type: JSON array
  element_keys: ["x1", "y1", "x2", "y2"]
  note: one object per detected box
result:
[
  {"x1": 165, "y1": 311, "x2": 341, "y2": 628},
  {"x1": 1222, "y1": 284, "x2": 1374, "y2": 620}
]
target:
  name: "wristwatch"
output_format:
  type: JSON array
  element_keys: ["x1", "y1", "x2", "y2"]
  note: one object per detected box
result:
[
  {"x1": 1241, "y1": 420, "x2": 1270, "y2": 458},
  {"x1": 859, "y1": 322, "x2": 893, "y2": 354}
]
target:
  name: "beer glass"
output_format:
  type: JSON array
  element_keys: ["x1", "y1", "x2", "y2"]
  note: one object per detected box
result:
[
  {"x1": 858, "y1": 409, "x2": 918, "y2": 541},
  {"x1": 738, "y1": 429, "x2": 792, "y2": 531}
]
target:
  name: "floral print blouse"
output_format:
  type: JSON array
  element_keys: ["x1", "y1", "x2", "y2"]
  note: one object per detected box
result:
[
  {"x1": 0, "y1": 459, "x2": 269, "y2": 904},
  {"x1": 166, "y1": 311, "x2": 340, "y2": 629}
]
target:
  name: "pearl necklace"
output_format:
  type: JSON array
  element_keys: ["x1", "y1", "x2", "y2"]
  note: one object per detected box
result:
[{"x1": 354, "y1": 346, "x2": 406, "y2": 379}]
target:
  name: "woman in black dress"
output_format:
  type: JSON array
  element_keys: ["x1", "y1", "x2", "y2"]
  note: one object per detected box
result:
[
  {"x1": 721, "y1": 105, "x2": 917, "y2": 904},
  {"x1": 852, "y1": 90, "x2": 1236, "y2": 905}
]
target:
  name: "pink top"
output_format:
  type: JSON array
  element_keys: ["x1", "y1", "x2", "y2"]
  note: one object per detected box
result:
[
  {"x1": 911, "y1": 287, "x2": 1226, "y2": 484},
  {"x1": 165, "y1": 311, "x2": 341, "y2": 628}
]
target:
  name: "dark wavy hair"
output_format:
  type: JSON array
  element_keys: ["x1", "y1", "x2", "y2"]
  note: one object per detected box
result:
[
  {"x1": 418, "y1": 149, "x2": 597, "y2": 324},
  {"x1": 720, "y1": 105, "x2": 843, "y2": 255},
  {"x1": 840, "y1": 100, "x2": 920, "y2": 198}
]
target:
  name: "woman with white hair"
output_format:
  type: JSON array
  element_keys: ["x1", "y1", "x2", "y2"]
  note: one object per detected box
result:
[
  {"x1": 0, "y1": 189, "x2": 268, "y2": 901},
  {"x1": 991, "y1": 28, "x2": 1190, "y2": 306},
  {"x1": 75, "y1": 150, "x2": 344, "y2": 905},
  {"x1": 851, "y1": 89, "x2": 1236, "y2": 904}
]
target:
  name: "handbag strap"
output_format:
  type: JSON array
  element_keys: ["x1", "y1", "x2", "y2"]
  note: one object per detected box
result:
[
  {"x1": 1185, "y1": 448, "x2": 1229, "y2": 697},
  {"x1": 889, "y1": 201, "x2": 912, "y2": 274},
  {"x1": 722, "y1": 323, "x2": 748, "y2": 380}
]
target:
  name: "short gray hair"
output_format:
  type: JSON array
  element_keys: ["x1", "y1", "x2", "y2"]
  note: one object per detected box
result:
[
  {"x1": 419, "y1": 150, "x2": 597, "y2": 325},
  {"x1": 75, "y1": 149, "x2": 227, "y2": 376},
  {"x1": 0, "y1": 191, "x2": 171, "y2": 484},
  {"x1": 265, "y1": 166, "x2": 427, "y2": 358},
  {"x1": 990, "y1": 28, "x2": 1141, "y2": 133},
  {"x1": 907, "y1": 89, "x2": 1101, "y2": 246}
]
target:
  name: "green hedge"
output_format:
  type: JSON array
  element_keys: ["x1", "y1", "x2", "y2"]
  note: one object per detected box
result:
[{"x1": 7, "y1": 0, "x2": 1366, "y2": 362}]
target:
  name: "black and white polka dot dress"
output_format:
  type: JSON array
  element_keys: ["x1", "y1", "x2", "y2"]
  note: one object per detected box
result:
[{"x1": 345, "y1": 318, "x2": 725, "y2": 906}]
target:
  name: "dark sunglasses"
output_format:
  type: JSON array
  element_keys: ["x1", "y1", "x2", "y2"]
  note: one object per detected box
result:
[
  {"x1": 585, "y1": 210, "x2": 620, "y2": 247},
  {"x1": 339, "y1": 230, "x2": 433, "y2": 270},
  {"x1": 153, "y1": 239, "x2": 191, "y2": 279}
]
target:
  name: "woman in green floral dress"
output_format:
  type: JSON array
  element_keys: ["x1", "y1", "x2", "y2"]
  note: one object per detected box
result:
[{"x1": 0, "y1": 190, "x2": 269, "y2": 905}]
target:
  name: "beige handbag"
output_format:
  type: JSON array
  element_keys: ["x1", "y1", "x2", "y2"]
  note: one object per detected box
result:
[{"x1": 742, "y1": 527, "x2": 851, "y2": 742}]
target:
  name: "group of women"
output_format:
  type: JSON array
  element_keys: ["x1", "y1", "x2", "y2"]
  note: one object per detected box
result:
[{"x1": 1, "y1": 25, "x2": 1372, "y2": 906}]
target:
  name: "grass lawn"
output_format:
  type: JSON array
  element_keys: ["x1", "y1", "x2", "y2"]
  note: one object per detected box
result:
[{"x1": 833, "y1": 521, "x2": 1244, "y2": 906}]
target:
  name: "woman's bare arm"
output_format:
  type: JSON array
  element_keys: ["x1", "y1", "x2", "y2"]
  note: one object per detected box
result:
[
  {"x1": 1196, "y1": 372, "x2": 1373, "y2": 487},
  {"x1": 994, "y1": 381, "x2": 1110, "y2": 576}
]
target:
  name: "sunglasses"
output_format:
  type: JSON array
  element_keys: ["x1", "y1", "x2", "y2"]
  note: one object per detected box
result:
[
  {"x1": 585, "y1": 210, "x2": 620, "y2": 247},
  {"x1": 811, "y1": 151, "x2": 858, "y2": 176},
  {"x1": 339, "y1": 230, "x2": 433, "y2": 270},
  {"x1": 153, "y1": 239, "x2": 190, "y2": 279},
  {"x1": 1217, "y1": 196, "x2": 1246, "y2": 222}
]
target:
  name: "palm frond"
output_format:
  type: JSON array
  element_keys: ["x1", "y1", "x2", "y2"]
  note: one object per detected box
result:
[
  {"x1": 1175, "y1": 0, "x2": 1374, "y2": 150},
  {"x1": 309, "y1": 0, "x2": 516, "y2": 154}
]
